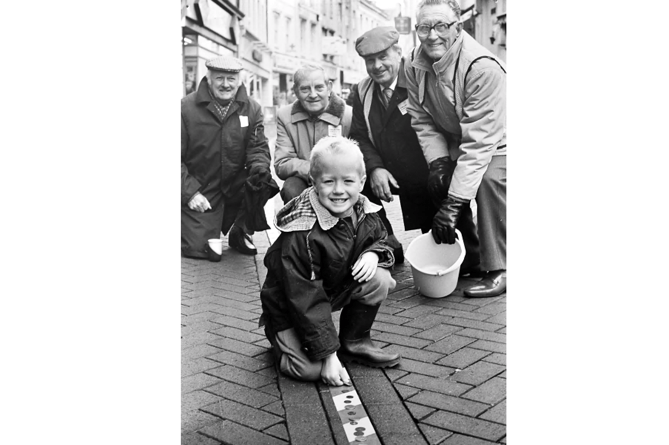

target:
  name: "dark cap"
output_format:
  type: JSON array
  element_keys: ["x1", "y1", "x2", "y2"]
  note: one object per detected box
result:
[
  {"x1": 205, "y1": 55, "x2": 243, "y2": 73},
  {"x1": 355, "y1": 26, "x2": 400, "y2": 57}
]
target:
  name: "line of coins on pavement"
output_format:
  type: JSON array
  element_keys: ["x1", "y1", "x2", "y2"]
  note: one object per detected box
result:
[{"x1": 329, "y1": 384, "x2": 381, "y2": 444}]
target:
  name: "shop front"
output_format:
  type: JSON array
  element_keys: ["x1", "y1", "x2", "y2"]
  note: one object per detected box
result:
[
  {"x1": 272, "y1": 53, "x2": 300, "y2": 107},
  {"x1": 239, "y1": 31, "x2": 273, "y2": 108},
  {"x1": 181, "y1": 0, "x2": 243, "y2": 96}
]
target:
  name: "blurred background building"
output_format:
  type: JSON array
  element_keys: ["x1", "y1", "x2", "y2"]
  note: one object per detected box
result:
[
  {"x1": 460, "y1": 0, "x2": 506, "y2": 62},
  {"x1": 181, "y1": 0, "x2": 507, "y2": 110}
]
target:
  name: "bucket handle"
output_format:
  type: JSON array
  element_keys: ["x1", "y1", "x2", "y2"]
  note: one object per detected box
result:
[
  {"x1": 434, "y1": 228, "x2": 465, "y2": 276},
  {"x1": 406, "y1": 229, "x2": 466, "y2": 276}
]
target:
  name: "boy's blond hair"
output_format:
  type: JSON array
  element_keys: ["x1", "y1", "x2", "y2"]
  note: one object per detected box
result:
[{"x1": 309, "y1": 136, "x2": 366, "y2": 180}]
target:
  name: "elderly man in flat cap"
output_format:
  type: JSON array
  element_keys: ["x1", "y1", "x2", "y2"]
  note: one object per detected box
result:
[
  {"x1": 349, "y1": 26, "x2": 479, "y2": 268},
  {"x1": 273, "y1": 63, "x2": 352, "y2": 203},
  {"x1": 405, "y1": 0, "x2": 506, "y2": 297},
  {"x1": 181, "y1": 55, "x2": 277, "y2": 260}
]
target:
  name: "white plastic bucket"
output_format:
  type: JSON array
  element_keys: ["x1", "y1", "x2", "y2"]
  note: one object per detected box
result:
[{"x1": 405, "y1": 229, "x2": 466, "y2": 298}]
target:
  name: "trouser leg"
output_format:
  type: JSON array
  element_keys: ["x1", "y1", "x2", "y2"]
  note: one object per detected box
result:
[
  {"x1": 280, "y1": 176, "x2": 309, "y2": 204},
  {"x1": 349, "y1": 267, "x2": 396, "y2": 306},
  {"x1": 273, "y1": 328, "x2": 322, "y2": 381},
  {"x1": 362, "y1": 181, "x2": 394, "y2": 236},
  {"x1": 476, "y1": 155, "x2": 506, "y2": 272},
  {"x1": 181, "y1": 203, "x2": 225, "y2": 259},
  {"x1": 228, "y1": 207, "x2": 258, "y2": 255},
  {"x1": 420, "y1": 217, "x2": 432, "y2": 234},
  {"x1": 362, "y1": 184, "x2": 404, "y2": 262},
  {"x1": 230, "y1": 196, "x2": 258, "y2": 237},
  {"x1": 456, "y1": 202, "x2": 481, "y2": 270}
]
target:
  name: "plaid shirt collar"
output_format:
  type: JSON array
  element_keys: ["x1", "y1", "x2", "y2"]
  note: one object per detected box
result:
[{"x1": 275, "y1": 187, "x2": 381, "y2": 232}]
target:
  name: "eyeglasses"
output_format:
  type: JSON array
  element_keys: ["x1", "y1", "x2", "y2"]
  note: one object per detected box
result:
[{"x1": 415, "y1": 21, "x2": 458, "y2": 38}]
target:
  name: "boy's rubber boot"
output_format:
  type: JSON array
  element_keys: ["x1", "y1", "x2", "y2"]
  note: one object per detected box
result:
[{"x1": 337, "y1": 301, "x2": 401, "y2": 368}]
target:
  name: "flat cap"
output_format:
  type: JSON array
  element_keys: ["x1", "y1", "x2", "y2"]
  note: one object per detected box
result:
[
  {"x1": 205, "y1": 55, "x2": 243, "y2": 73},
  {"x1": 355, "y1": 26, "x2": 399, "y2": 57}
]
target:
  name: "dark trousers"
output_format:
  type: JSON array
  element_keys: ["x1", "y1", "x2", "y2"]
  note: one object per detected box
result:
[
  {"x1": 181, "y1": 201, "x2": 250, "y2": 259},
  {"x1": 455, "y1": 203, "x2": 481, "y2": 271},
  {"x1": 362, "y1": 181, "x2": 395, "y2": 237},
  {"x1": 279, "y1": 176, "x2": 310, "y2": 203}
]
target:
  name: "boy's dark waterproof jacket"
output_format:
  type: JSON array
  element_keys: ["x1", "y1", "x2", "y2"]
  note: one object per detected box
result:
[{"x1": 259, "y1": 188, "x2": 394, "y2": 361}]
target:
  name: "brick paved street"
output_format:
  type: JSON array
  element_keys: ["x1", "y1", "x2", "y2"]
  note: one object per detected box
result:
[
  {"x1": 182, "y1": 125, "x2": 505, "y2": 444},
  {"x1": 182, "y1": 199, "x2": 506, "y2": 444}
]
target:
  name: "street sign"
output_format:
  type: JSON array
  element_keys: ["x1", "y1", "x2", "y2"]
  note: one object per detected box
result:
[{"x1": 395, "y1": 16, "x2": 411, "y2": 35}]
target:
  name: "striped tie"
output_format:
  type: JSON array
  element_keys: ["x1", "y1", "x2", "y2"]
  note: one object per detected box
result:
[{"x1": 383, "y1": 87, "x2": 393, "y2": 107}]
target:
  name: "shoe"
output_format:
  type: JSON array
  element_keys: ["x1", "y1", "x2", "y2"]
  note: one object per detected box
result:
[
  {"x1": 228, "y1": 226, "x2": 257, "y2": 255},
  {"x1": 203, "y1": 244, "x2": 222, "y2": 262},
  {"x1": 337, "y1": 301, "x2": 401, "y2": 368},
  {"x1": 463, "y1": 270, "x2": 506, "y2": 298}
]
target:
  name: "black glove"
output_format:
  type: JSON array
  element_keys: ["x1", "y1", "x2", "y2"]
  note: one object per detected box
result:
[
  {"x1": 432, "y1": 196, "x2": 469, "y2": 244},
  {"x1": 427, "y1": 157, "x2": 456, "y2": 207},
  {"x1": 248, "y1": 164, "x2": 266, "y2": 177}
]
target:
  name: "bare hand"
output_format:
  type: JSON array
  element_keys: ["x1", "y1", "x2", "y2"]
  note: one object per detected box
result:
[
  {"x1": 321, "y1": 353, "x2": 351, "y2": 386},
  {"x1": 351, "y1": 252, "x2": 379, "y2": 282},
  {"x1": 188, "y1": 193, "x2": 211, "y2": 213},
  {"x1": 370, "y1": 168, "x2": 399, "y2": 202}
]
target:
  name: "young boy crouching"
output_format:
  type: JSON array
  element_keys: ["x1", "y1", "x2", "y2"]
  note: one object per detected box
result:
[{"x1": 259, "y1": 136, "x2": 401, "y2": 386}]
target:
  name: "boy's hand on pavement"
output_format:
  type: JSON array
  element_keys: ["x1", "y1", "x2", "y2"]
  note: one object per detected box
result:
[
  {"x1": 321, "y1": 353, "x2": 351, "y2": 386},
  {"x1": 352, "y1": 252, "x2": 379, "y2": 282}
]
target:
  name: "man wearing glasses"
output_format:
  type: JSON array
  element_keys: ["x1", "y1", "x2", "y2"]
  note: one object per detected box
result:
[{"x1": 405, "y1": 0, "x2": 507, "y2": 298}]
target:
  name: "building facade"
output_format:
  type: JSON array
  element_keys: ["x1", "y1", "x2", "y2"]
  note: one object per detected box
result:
[
  {"x1": 345, "y1": 0, "x2": 392, "y2": 90},
  {"x1": 181, "y1": 0, "x2": 244, "y2": 96},
  {"x1": 180, "y1": 1, "x2": 505, "y2": 107},
  {"x1": 238, "y1": 0, "x2": 273, "y2": 107},
  {"x1": 460, "y1": 0, "x2": 507, "y2": 62},
  {"x1": 268, "y1": 0, "x2": 323, "y2": 107},
  {"x1": 266, "y1": 0, "x2": 391, "y2": 106}
]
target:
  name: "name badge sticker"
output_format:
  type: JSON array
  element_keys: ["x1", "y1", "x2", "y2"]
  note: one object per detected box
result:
[
  {"x1": 328, "y1": 125, "x2": 342, "y2": 137},
  {"x1": 239, "y1": 115, "x2": 249, "y2": 127},
  {"x1": 397, "y1": 99, "x2": 409, "y2": 115}
]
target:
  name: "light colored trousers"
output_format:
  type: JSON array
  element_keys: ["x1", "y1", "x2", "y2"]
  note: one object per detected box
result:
[
  {"x1": 457, "y1": 155, "x2": 506, "y2": 271},
  {"x1": 274, "y1": 267, "x2": 395, "y2": 381}
]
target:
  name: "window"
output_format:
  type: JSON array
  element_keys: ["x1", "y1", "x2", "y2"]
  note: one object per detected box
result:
[
  {"x1": 301, "y1": 19, "x2": 308, "y2": 55},
  {"x1": 311, "y1": 23, "x2": 318, "y2": 57},
  {"x1": 273, "y1": 12, "x2": 280, "y2": 50},
  {"x1": 285, "y1": 17, "x2": 292, "y2": 51}
]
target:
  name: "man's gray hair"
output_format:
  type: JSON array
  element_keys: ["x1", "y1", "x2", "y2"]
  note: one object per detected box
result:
[
  {"x1": 416, "y1": 0, "x2": 461, "y2": 20},
  {"x1": 309, "y1": 136, "x2": 365, "y2": 179},
  {"x1": 293, "y1": 63, "x2": 328, "y2": 90}
]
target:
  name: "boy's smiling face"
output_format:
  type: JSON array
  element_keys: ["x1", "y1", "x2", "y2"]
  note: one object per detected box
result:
[{"x1": 312, "y1": 152, "x2": 366, "y2": 218}]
